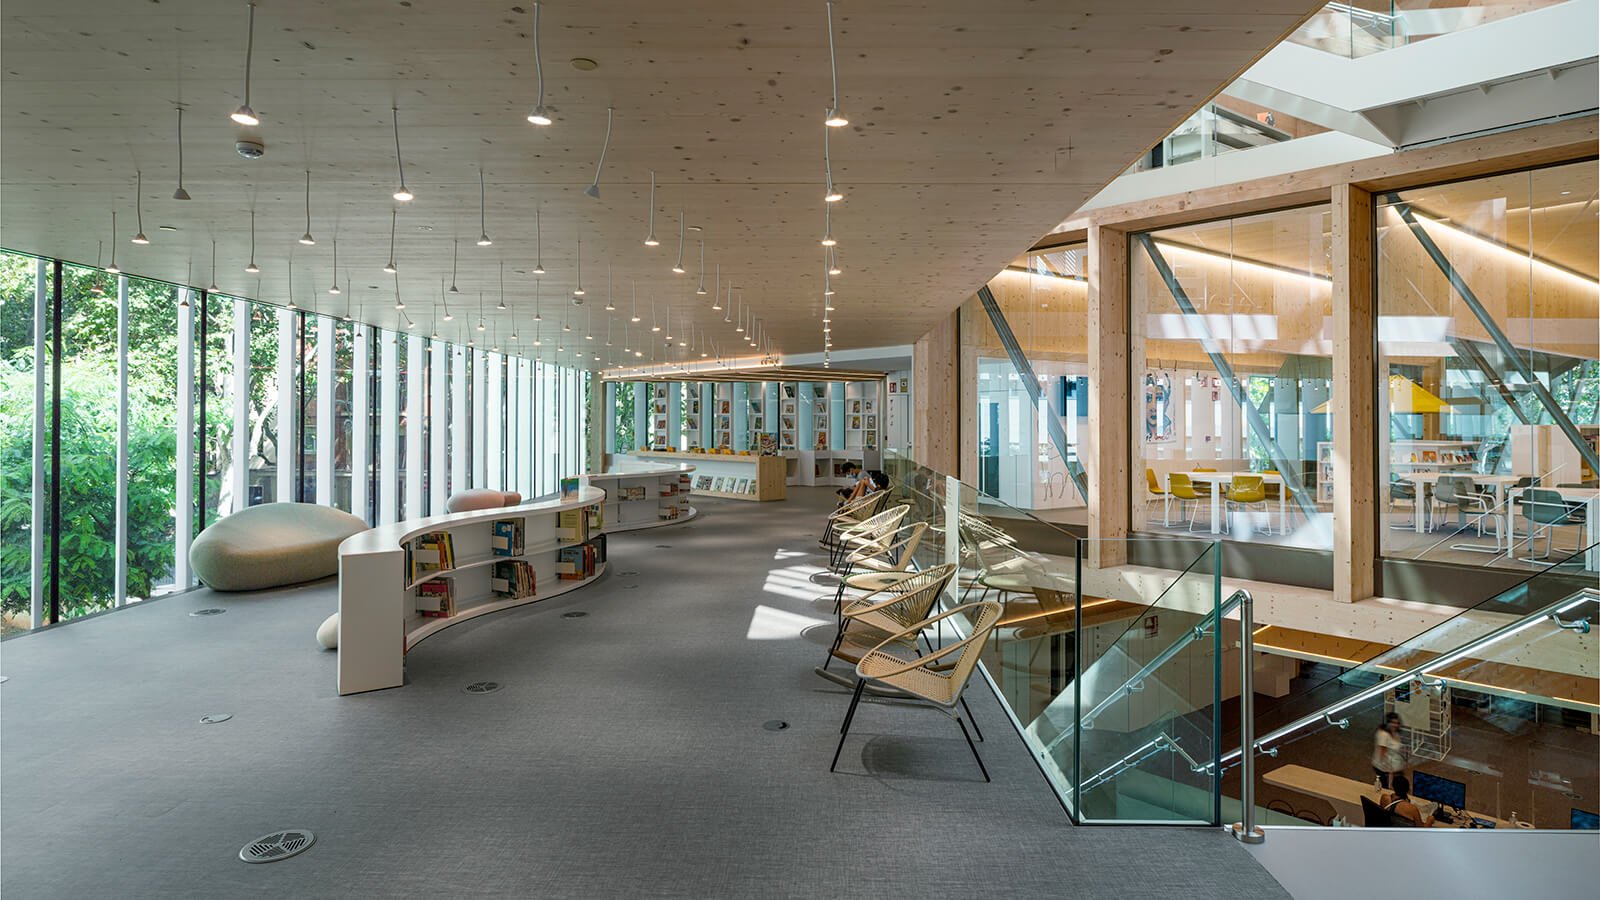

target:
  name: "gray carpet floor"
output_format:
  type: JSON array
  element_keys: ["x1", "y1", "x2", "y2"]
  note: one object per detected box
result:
[{"x1": 1, "y1": 487, "x2": 1288, "y2": 899}]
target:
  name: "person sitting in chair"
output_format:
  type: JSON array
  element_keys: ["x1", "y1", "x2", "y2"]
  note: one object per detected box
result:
[
  {"x1": 841, "y1": 469, "x2": 888, "y2": 504},
  {"x1": 836, "y1": 462, "x2": 867, "y2": 501},
  {"x1": 1379, "y1": 774, "x2": 1428, "y2": 827}
]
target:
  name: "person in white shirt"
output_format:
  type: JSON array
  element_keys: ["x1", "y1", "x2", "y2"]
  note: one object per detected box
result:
[{"x1": 1372, "y1": 712, "x2": 1407, "y2": 789}]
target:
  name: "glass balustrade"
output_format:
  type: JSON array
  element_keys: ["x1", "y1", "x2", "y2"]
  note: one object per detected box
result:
[
  {"x1": 877, "y1": 451, "x2": 1226, "y2": 822},
  {"x1": 1288, "y1": 1, "x2": 1573, "y2": 59}
]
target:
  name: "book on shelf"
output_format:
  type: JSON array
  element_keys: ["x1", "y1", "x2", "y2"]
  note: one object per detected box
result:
[
  {"x1": 734, "y1": 477, "x2": 751, "y2": 494},
  {"x1": 491, "y1": 518, "x2": 525, "y2": 556},
  {"x1": 556, "y1": 508, "x2": 592, "y2": 543},
  {"x1": 815, "y1": 431, "x2": 829, "y2": 450},
  {"x1": 658, "y1": 505, "x2": 681, "y2": 520},
  {"x1": 745, "y1": 479, "x2": 758, "y2": 495},
  {"x1": 408, "y1": 531, "x2": 456, "y2": 582},
  {"x1": 693, "y1": 474, "x2": 713, "y2": 491},
  {"x1": 416, "y1": 576, "x2": 456, "y2": 618},
  {"x1": 490, "y1": 560, "x2": 536, "y2": 600},
  {"x1": 658, "y1": 480, "x2": 677, "y2": 497},
  {"x1": 782, "y1": 383, "x2": 797, "y2": 399},
  {"x1": 617, "y1": 484, "x2": 647, "y2": 502},
  {"x1": 758, "y1": 433, "x2": 778, "y2": 456},
  {"x1": 560, "y1": 476, "x2": 581, "y2": 498},
  {"x1": 586, "y1": 504, "x2": 604, "y2": 532},
  {"x1": 555, "y1": 536, "x2": 605, "y2": 579}
]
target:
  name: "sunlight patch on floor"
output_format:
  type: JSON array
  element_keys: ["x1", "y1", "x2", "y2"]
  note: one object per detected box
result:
[{"x1": 746, "y1": 604, "x2": 832, "y2": 640}]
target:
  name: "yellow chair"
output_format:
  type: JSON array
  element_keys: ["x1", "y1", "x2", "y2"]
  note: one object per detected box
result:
[
  {"x1": 1167, "y1": 473, "x2": 1204, "y2": 531},
  {"x1": 1145, "y1": 468, "x2": 1171, "y2": 525},
  {"x1": 1191, "y1": 466, "x2": 1217, "y2": 500},
  {"x1": 1224, "y1": 474, "x2": 1269, "y2": 534}
]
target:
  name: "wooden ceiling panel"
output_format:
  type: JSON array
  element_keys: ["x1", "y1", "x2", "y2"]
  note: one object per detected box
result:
[{"x1": 1, "y1": 0, "x2": 1319, "y2": 365}]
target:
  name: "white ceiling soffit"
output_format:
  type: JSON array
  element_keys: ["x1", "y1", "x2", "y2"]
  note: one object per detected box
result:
[
  {"x1": 1225, "y1": 0, "x2": 1599, "y2": 149},
  {"x1": 0, "y1": 0, "x2": 1319, "y2": 360}
]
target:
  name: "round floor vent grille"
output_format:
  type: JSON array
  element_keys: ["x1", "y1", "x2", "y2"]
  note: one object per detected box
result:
[
  {"x1": 462, "y1": 681, "x2": 502, "y2": 695},
  {"x1": 189, "y1": 608, "x2": 227, "y2": 617},
  {"x1": 239, "y1": 829, "x2": 315, "y2": 863}
]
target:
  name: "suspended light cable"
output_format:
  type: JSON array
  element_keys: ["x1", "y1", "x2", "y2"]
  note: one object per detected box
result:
[
  {"x1": 449, "y1": 239, "x2": 460, "y2": 293},
  {"x1": 672, "y1": 211, "x2": 686, "y2": 274},
  {"x1": 695, "y1": 240, "x2": 707, "y2": 295},
  {"x1": 605, "y1": 260, "x2": 616, "y2": 311},
  {"x1": 712, "y1": 264, "x2": 722, "y2": 310},
  {"x1": 131, "y1": 171, "x2": 150, "y2": 243},
  {"x1": 299, "y1": 170, "x2": 316, "y2": 245},
  {"x1": 823, "y1": 1, "x2": 848, "y2": 127},
  {"x1": 498, "y1": 261, "x2": 508, "y2": 309},
  {"x1": 329, "y1": 240, "x2": 341, "y2": 294},
  {"x1": 383, "y1": 209, "x2": 398, "y2": 273},
  {"x1": 821, "y1": 204, "x2": 836, "y2": 246},
  {"x1": 173, "y1": 107, "x2": 191, "y2": 200},
  {"x1": 573, "y1": 233, "x2": 585, "y2": 296},
  {"x1": 244, "y1": 209, "x2": 260, "y2": 273},
  {"x1": 208, "y1": 240, "x2": 219, "y2": 291},
  {"x1": 823, "y1": 117, "x2": 843, "y2": 202},
  {"x1": 584, "y1": 106, "x2": 613, "y2": 199},
  {"x1": 533, "y1": 203, "x2": 546, "y2": 274},
  {"x1": 107, "y1": 212, "x2": 120, "y2": 273},
  {"x1": 644, "y1": 170, "x2": 660, "y2": 246},
  {"x1": 391, "y1": 106, "x2": 414, "y2": 202},
  {"x1": 526, "y1": 2, "x2": 552, "y2": 125},
  {"x1": 477, "y1": 169, "x2": 493, "y2": 246},
  {"x1": 230, "y1": 0, "x2": 260, "y2": 126}
]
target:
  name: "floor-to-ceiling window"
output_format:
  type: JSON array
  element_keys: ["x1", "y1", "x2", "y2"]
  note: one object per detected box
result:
[
  {"x1": 1377, "y1": 161, "x2": 1599, "y2": 572},
  {"x1": 1130, "y1": 206, "x2": 1334, "y2": 548}
]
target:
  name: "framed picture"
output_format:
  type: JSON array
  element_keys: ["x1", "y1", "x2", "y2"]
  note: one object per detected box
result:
[
  {"x1": 849, "y1": 415, "x2": 862, "y2": 430},
  {"x1": 815, "y1": 431, "x2": 829, "y2": 450},
  {"x1": 865, "y1": 415, "x2": 877, "y2": 430}
]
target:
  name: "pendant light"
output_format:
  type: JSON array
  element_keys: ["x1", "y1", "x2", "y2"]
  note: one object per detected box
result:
[
  {"x1": 230, "y1": 0, "x2": 260, "y2": 126},
  {"x1": 526, "y1": 2, "x2": 552, "y2": 125},
  {"x1": 823, "y1": 1, "x2": 848, "y2": 128},
  {"x1": 286, "y1": 256, "x2": 295, "y2": 309},
  {"x1": 131, "y1": 171, "x2": 150, "y2": 243},
  {"x1": 441, "y1": 278, "x2": 454, "y2": 321},
  {"x1": 533, "y1": 204, "x2": 546, "y2": 274},
  {"x1": 630, "y1": 284, "x2": 641, "y2": 323},
  {"x1": 328, "y1": 240, "x2": 341, "y2": 294},
  {"x1": 695, "y1": 240, "x2": 707, "y2": 295},
  {"x1": 449, "y1": 239, "x2": 460, "y2": 293},
  {"x1": 573, "y1": 234, "x2": 585, "y2": 296},
  {"x1": 172, "y1": 107, "x2": 191, "y2": 200},
  {"x1": 650, "y1": 297, "x2": 660, "y2": 332},
  {"x1": 106, "y1": 212, "x2": 121, "y2": 274},
  {"x1": 391, "y1": 106, "x2": 414, "y2": 202},
  {"x1": 735, "y1": 296, "x2": 745, "y2": 333},
  {"x1": 828, "y1": 247, "x2": 841, "y2": 276},
  {"x1": 820, "y1": 205, "x2": 836, "y2": 247},
  {"x1": 207, "y1": 240, "x2": 219, "y2": 291},
  {"x1": 711, "y1": 264, "x2": 722, "y2": 310},
  {"x1": 498, "y1": 261, "x2": 508, "y2": 309},
  {"x1": 244, "y1": 210, "x2": 260, "y2": 273},
  {"x1": 671, "y1": 211, "x2": 686, "y2": 274},
  {"x1": 298, "y1": 170, "x2": 316, "y2": 245},
  {"x1": 643, "y1": 170, "x2": 660, "y2": 246},
  {"x1": 604, "y1": 261, "x2": 616, "y2": 311},
  {"x1": 395, "y1": 273, "x2": 405, "y2": 312},
  {"x1": 476, "y1": 169, "x2": 493, "y2": 246},
  {"x1": 477, "y1": 293, "x2": 486, "y2": 331},
  {"x1": 383, "y1": 210, "x2": 398, "y2": 273},
  {"x1": 584, "y1": 107, "x2": 613, "y2": 199}
]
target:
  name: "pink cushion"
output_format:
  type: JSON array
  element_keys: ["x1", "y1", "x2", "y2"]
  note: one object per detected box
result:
[{"x1": 445, "y1": 489, "x2": 521, "y2": 513}]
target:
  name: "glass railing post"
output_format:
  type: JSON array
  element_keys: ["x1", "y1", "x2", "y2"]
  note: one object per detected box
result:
[
  {"x1": 1072, "y1": 535, "x2": 1085, "y2": 821},
  {"x1": 1230, "y1": 589, "x2": 1265, "y2": 844}
]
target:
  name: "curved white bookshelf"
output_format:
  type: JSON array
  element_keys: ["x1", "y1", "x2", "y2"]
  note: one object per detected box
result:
[
  {"x1": 338, "y1": 463, "x2": 702, "y2": 696},
  {"x1": 337, "y1": 486, "x2": 609, "y2": 696}
]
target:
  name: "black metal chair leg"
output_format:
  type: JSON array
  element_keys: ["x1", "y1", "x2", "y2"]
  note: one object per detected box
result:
[
  {"x1": 959, "y1": 694, "x2": 983, "y2": 742},
  {"x1": 830, "y1": 679, "x2": 867, "y2": 772},
  {"x1": 956, "y1": 715, "x2": 990, "y2": 782}
]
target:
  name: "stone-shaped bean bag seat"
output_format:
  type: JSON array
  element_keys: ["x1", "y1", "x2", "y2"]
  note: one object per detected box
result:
[
  {"x1": 445, "y1": 489, "x2": 523, "y2": 513},
  {"x1": 189, "y1": 502, "x2": 368, "y2": 592},
  {"x1": 317, "y1": 612, "x2": 339, "y2": 650}
]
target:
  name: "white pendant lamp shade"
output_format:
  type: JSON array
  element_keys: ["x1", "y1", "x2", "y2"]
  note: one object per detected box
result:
[
  {"x1": 476, "y1": 170, "x2": 492, "y2": 246},
  {"x1": 643, "y1": 170, "x2": 660, "y2": 246},
  {"x1": 585, "y1": 107, "x2": 613, "y2": 199},
  {"x1": 383, "y1": 209, "x2": 398, "y2": 273}
]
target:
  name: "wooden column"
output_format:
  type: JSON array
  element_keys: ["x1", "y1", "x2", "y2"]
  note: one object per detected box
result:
[
  {"x1": 1332, "y1": 184, "x2": 1377, "y2": 604},
  {"x1": 1087, "y1": 224, "x2": 1129, "y2": 567},
  {"x1": 957, "y1": 300, "x2": 980, "y2": 485},
  {"x1": 912, "y1": 307, "x2": 960, "y2": 476}
]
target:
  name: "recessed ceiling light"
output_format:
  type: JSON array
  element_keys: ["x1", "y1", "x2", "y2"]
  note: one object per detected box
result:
[{"x1": 570, "y1": 57, "x2": 598, "y2": 71}]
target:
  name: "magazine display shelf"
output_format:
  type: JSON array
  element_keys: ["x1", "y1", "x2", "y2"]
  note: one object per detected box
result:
[
  {"x1": 337, "y1": 486, "x2": 608, "y2": 695},
  {"x1": 586, "y1": 463, "x2": 699, "y2": 533},
  {"x1": 618, "y1": 450, "x2": 786, "y2": 501}
]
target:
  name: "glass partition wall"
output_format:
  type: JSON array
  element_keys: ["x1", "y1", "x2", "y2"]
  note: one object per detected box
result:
[
  {"x1": 1377, "y1": 161, "x2": 1600, "y2": 572},
  {"x1": 970, "y1": 243, "x2": 1090, "y2": 523},
  {"x1": 0, "y1": 248, "x2": 592, "y2": 635},
  {"x1": 1130, "y1": 206, "x2": 1335, "y2": 550}
]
